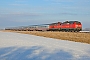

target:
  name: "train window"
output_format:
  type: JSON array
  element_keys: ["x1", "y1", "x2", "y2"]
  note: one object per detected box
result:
[
  {"x1": 69, "y1": 21, "x2": 74, "y2": 24},
  {"x1": 76, "y1": 22, "x2": 81, "y2": 24},
  {"x1": 70, "y1": 22, "x2": 74, "y2": 24}
]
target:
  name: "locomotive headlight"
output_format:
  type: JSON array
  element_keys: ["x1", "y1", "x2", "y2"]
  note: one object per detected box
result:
[
  {"x1": 76, "y1": 25, "x2": 78, "y2": 28},
  {"x1": 78, "y1": 25, "x2": 81, "y2": 27}
]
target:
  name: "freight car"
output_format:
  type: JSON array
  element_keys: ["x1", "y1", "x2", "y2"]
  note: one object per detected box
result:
[{"x1": 26, "y1": 25, "x2": 49, "y2": 31}]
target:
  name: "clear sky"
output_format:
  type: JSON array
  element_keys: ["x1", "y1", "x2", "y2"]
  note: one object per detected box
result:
[{"x1": 0, "y1": 0, "x2": 90, "y2": 29}]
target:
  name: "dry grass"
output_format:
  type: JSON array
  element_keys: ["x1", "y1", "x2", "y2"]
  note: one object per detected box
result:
[{"x1": 2, "y1": 30, "x2": 90, "y2": 44}]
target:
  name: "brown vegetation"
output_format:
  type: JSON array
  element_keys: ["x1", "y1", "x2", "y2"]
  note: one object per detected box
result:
[{"x1": 2, "y1": 30, "x2": 90, "y2": 44}]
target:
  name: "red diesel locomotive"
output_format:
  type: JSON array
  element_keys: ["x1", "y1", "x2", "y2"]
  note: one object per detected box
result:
[{"x1": 49, "y1": 21, "x2": 82, "y2": 32}]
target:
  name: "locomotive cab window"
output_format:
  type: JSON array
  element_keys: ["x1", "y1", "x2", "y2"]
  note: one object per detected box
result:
[
  {"x1": 76, "y1": 22, "x2": 81, "y2": 24},
  {"x1": 69, "y1": 21, "x2": 74, "y2": 24}
]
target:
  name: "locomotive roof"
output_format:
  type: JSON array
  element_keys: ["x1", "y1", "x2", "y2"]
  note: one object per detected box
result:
[{"x1": 63, "y1": 21, "x2": 80, "y2": 23}]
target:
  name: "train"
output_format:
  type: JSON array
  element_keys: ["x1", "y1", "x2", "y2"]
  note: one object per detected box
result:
[{"x1": 5, "y1": 21, "x2": 82, "y2": 32}]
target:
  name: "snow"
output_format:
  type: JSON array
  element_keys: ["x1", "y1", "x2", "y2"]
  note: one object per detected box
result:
[
  {"x1": 79, "y1": 31, "x2": 90, "y2": 33},
  {"x1": 0, "y1": 31, "x2": 90, "y2": 60}
]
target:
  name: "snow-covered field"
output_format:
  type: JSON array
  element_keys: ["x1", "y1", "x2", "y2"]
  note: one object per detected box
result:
[{"x1": 0, "y1": 31, "x2": 90, "y2": 60}]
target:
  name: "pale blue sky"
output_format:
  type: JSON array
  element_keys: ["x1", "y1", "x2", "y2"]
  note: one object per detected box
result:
[{"x1": 0, "y1": 0, "x2": 90, "y2": 29}]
